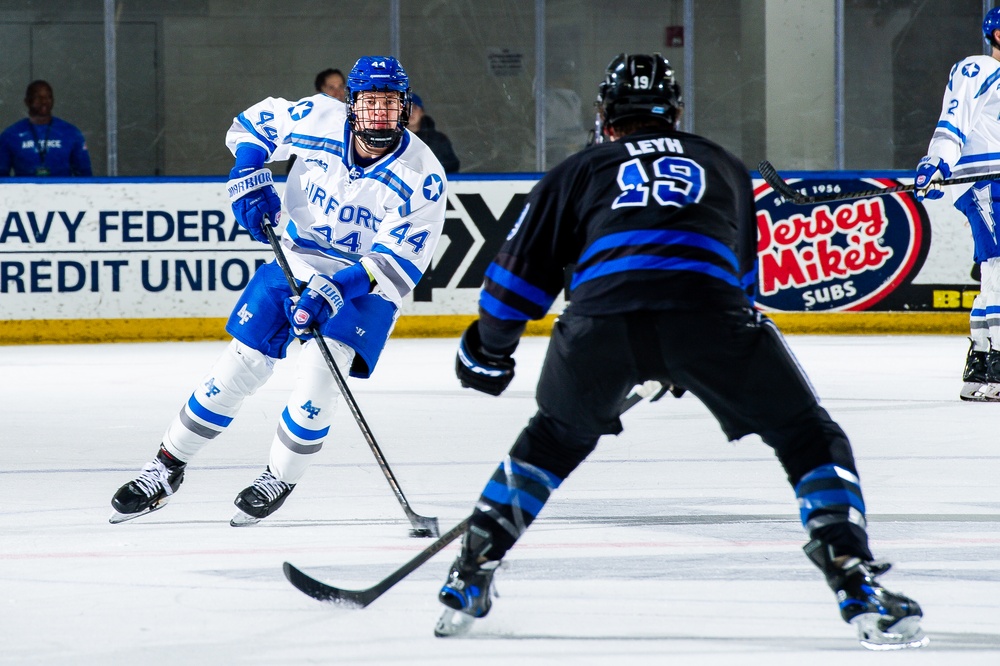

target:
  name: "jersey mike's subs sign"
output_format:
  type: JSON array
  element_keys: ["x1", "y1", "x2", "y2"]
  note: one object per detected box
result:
[
  {"x1": 0, "y1": 174, "x2": 979, "y2": 343},
  {"x1": 754, "y1": 177, "x2": 934, "y2": 312}
]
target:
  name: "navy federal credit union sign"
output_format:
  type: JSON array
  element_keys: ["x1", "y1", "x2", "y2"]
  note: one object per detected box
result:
[{"x1": 753, "y1": 177, "x2": 931, "y2": 312}]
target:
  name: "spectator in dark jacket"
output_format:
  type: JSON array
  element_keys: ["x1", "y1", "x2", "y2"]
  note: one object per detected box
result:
[{"x1": 409, "y1": 93, "x2": 460, "y2": 173}]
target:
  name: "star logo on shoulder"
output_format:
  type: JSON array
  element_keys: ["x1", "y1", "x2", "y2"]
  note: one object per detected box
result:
[
  {"x1": 289, "y1": 100, "x2": 314, "y2": 121},
  {"x1": 962, "y1": 62, "x2": 980, "y2": 77},
  {"x1": 422, "y1": 173, "x2": 443, "y2": 201}
]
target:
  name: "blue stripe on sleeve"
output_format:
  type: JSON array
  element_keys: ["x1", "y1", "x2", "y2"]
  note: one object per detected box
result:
[
  {"x1": 936, "y1": 121, "x2": 966, "y2": 143},
  {"x1": 371, "y1": 243, "x2": 423, "y2": 283},
  {"x1": 975, "y1": 66, "x2": 1000, "y2": 98},
  {"x1": 479, "y1": 291, "x2": 532, "y2": 321},
  {"x1": 236, "y1": 113, "x2": 277, "y2": 153},
  {"x1": 956, "y1": 151, "x2": 1000, "y2": 165},
  {"x1": 287, "y1": 133, "x2": 345, "y2": 157},
  {"x1": 484, "y1": 263, "x2": 555, "y2": 310}
]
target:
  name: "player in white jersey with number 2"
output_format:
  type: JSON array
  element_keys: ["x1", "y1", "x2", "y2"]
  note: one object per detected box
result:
[
  {"x1": 109, "y1": 55, "x2": 447, "y2": 526},
  {"x1": 917, "y1": 8, "x2": 1000, "y2": 401}
]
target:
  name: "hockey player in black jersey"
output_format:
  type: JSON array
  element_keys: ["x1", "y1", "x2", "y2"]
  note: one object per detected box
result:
[{"x1": 436, "y1": 53, "x2": 927, "y2": 650}]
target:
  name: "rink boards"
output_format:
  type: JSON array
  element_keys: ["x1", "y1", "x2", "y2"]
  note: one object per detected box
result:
[{"x1": 0, "y1": 172, "x2": 980, "y2": 343}]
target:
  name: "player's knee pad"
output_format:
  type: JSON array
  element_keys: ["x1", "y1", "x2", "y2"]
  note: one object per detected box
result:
[
  {"x1": 208, "y1": 339, "x2": 277, "y2": 402},
  {"x1": 795, "y1": 463, "x2": 872, "y2": 561},
  {"x1": 509, "y1": 411, "x2": 600, "y2": 480},
  {"x1": 763, "y1": 405, "x2": 855, "y2": 482},
  {"x1": 163, "y1": 340, "x2": 277, "y2": 460}
]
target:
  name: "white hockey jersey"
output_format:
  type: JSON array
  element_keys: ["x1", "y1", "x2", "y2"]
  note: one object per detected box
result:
[
  {"x1": 924, "y1": 55, "x2": 1000, "y2": 198},
  {"x1": 226, "y1": 93, "x2": 447, "y2": 308}
]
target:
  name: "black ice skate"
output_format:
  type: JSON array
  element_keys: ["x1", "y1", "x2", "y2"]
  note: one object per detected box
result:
[
  {"x1": 805, "y1": 539, "x2": 928, "y2": 650},
  {"x1": 230, "y1": 467, "x2": 295, "y2": 526},
  {"x1": 435, "y1": 526, "x2": 500, "y2": 638},
  {"x1": 960, "y1": 342, "x2": 999, "y2": 401},
  {"x1": 109, "y1": 445, "x2": 186, "y2": 524}
]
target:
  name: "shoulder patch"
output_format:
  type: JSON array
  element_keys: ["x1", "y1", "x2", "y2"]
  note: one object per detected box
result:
[
  {"x1": 422, "y1": 173, "x2": 443, "y2": 201},
  {"x1": 289, "y1": 100, "x2": 314, "y2": 121}
]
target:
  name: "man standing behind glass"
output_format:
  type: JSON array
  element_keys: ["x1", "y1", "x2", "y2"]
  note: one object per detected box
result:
[{"x1": 0, "y1": 80, "x2": 92, "y2": 177}]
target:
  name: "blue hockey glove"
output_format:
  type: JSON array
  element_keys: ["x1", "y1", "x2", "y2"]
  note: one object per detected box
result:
[
  {"x1": 286, "y1": 274, "x2": 346, "y2": 337},
  {"x1": 227, "y1": 165, "x2": 281, "y2": 242},
  {"x1": 455, "y1": 320, "x2": 515, "y2": 396},
  {"x1": 914, "y1": 156, "x2": 951, "y2": 201}
]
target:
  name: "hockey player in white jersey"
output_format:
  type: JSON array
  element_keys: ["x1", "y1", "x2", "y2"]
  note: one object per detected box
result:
[
  {"x1": 109, "y1": 55, "x2": 447, "y2": 525},
  {"x1": 916, "y1": 8, "x2": 1000, "y2": 401}
]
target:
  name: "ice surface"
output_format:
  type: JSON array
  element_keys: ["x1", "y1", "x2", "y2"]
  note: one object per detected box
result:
[{"x1": 1, "y1": 335, "x2": 998, "y2": 664}]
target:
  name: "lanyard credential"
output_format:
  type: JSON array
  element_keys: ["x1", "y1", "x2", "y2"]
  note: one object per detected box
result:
[{"x1": 31, "y1": 122, "x2": 51, "y2": 176}]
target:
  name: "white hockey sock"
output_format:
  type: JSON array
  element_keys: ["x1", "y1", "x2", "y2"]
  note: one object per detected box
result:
[
  {"x1": 267, "y1": 337, "x2": 354, "y2": 484},
  {"x1": 970, "y1": 293, "x2": 989, "y2": 352},
  {"x1": 163, "y1": 340, "x2": 276, "y2": 461},
  {"x1": 978, "y1": 261, "x2": 1000, "y2": 353},
  {"x1": 982, "y1": 293, "x2": 1000, "y2": 353}
]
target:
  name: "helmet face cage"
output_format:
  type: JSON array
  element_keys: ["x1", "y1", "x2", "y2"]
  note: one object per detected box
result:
[
  {"x1": 595, "y1": 53, "x2": 682, "y2": 141},
  {"x1": 985, "y1": 7, "x2": 1000, "y2": 48},
  {"x1": 347, "y1": 56, "x2": 412, "y2": 151}
]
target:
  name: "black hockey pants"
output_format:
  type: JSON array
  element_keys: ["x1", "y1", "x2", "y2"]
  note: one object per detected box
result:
[{"x1": 471, "y1": 307, "x2": 871, "y2": 562}]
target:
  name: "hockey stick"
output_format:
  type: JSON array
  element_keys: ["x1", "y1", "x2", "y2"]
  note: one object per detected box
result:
[
  {"x1": 263, "y1": 222, "x2": 440, "y2": 538},
  {"x1": 757, "y1": 159, "x2": 1000, "y2": 205},
  {"x1": 284, "y1": 516, "x2": 472, "y2": 608},
  {"x1": 283, "y1": 382, "x2": 666, "y2": 607}
]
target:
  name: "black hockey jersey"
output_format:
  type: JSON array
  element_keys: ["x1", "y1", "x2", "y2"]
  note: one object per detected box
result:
[{"x1": 478, "y1": 129, "x2": 758, "y2": 342}]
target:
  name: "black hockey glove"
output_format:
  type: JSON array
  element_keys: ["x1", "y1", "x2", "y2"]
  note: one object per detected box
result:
[{"x1": 455, "y1": 320, "x2": 515, "y2": 396}]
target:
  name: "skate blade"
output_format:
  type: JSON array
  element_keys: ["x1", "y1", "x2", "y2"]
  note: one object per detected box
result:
[
  {"x1": 230, "y1": 509, "x2": 262, "y2": 527},
  {"x1": 854, "y1": 614, "x2": 929, "y2": 650},
  {"x1": 108, "y1": 501, "x2": 167, "y2": 524},
  {"x1": 434, "y1": 608, "x2": 476, "y2": 638},
  {"x1": 960, "y1": 383, "x2": 1000, "y2": 401}
]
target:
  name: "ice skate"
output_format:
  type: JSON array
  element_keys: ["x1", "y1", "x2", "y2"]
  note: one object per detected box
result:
[
  {"x1": 435, "y1": 526, "x2": 500, "y2": 637},
  {"x1": 959, "y1": 344, "x2": 1000, "y2": 401},
  {"x1": 835, "y1": 558, "x2": 928, "y2": 650},
  {"x1": 230, "y1": 467, "x2": 295, "y2": 526},
  {"x1": 434, "y1": 607, "x2": 478, "y2": 638},
  {"x1": 435, "y1": 559, "x2": 499, "y2": 637},
  {"x1": 806, "y1": 540, "x2": 927, "y2": 650},
  {"x1": 109, "y1": 445, "x2": 186, "y2": 524}
]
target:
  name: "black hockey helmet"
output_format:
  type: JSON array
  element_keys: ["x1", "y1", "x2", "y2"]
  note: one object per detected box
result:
[{"x1": 595, "y1": 53, "x2": 682, "y2": 141}]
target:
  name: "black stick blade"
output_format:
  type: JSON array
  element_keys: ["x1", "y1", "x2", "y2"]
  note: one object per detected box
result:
[
  {"x1": 407, "y1": 513, "x2": 440, "y2": 538},
  {"x1": 283, "y1": 517, "x2": 472, "y2": 611},
  {"x1": 757, "y1": 160, "x2": 808, "y2": 203},
  {"x1": 283, "y1": 562, "x2": 378, "y2": 609}
]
